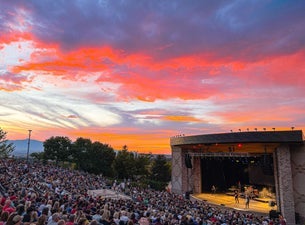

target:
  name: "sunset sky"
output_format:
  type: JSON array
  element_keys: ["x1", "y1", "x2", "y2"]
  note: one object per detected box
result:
[{"x1": 1, "y1": 1, "x2": 305, "y2": 154}]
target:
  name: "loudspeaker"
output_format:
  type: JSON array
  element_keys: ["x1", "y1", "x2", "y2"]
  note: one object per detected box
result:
[{"x1": 185, "y1": 154, "x2": 192, "y2": 168}]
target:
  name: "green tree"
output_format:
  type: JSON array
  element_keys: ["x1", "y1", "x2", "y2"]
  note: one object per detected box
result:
[
  {"x1": 43, "y1": 136, "x2": 72, "y2": 165},
  {"x1": 85, "y1": 141, "x2": 116, "y2": 175},
  {"x1": 71, "y1": 137, "x2": 92, "y2": 170},
  {"x1": 0, "y1": 128, "x2": 15, "y2": 158},
  {"x1": 133, "y1": 154, "x2": 151, "y2": 178},
  {"x1": 149, "y1": 155, "x2": 171, "y2": 190},
  {"x1": 113, "y1": 146, "x2": 136, "y2": 179},
  {"x1": 150, "y1": 155, "x2": 171, "y2": 182}
]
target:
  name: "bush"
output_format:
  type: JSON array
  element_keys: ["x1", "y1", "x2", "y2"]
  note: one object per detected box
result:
[{"x1": 146, "y1": 179, "x2": 167, "y2": 191}]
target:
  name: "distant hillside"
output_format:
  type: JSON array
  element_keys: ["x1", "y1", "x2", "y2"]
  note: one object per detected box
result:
[{"x1": 8, "y1": 139, "x2": 44, "y2": 156}]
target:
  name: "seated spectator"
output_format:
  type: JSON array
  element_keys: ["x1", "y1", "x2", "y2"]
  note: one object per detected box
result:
[
  {"x1": 37, "y1": 214, "x2": 47, "y2": 225},
  {"x1": 3, "y1": 200, "x2": 15, "y2": 214},
  {"x1": 48, "y1": 213, "x2": 60, "y2": 225},
  {"x1": 6, "y1": 213, "x2": 22, "y2": 225},
  {"x1": 66, "y1": 214, "x2": 76, "y2": 225},
  {"x1": 0, "y1": 211, "x2": 9, "y2": 225},
  {"x1": 138, "y1": 212, "x2": 150, "y2": 225}
]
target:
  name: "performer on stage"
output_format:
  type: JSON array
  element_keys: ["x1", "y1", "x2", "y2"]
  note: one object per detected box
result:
[
  {"x1": 245, "y1": 194, "x2": 250, "y2": 209},
  {"x1": 234, "y1": 190, "x2": 239, "y2": 204},
  {"x1": 211, "y1": 185, "x2": 216, "y2": 194}
]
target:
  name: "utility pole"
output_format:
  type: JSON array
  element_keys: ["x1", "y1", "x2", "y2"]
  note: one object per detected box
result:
[{"x1": 26, "y1": 130, "x2": 32, "y2": 163}]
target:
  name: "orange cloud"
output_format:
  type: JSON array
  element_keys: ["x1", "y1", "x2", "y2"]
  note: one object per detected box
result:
[
  {"x1": 0, "y1": 32, "x2": 33, "y2": 47},
  {"x1": 214, "y1": 104, "x2": 299, "y2": 127},
  {"x1": 6, "y1": 33, "x2": 305, "y2": 105},
  {"x1": 162, "y1": 115, "x2": 202, "y2": 123},
  {"x1": 13, "y1": 46, "x2": 113, "y2": 76},
  {"x1": 9, "y1": 42, "x2": 222, "y2": 100},
  {"x1": 264, "y1": 51, "x2": 305, "y2": 86}
]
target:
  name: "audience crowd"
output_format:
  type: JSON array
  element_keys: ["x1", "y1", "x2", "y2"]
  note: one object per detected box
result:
[{"x1": 0, "y1": 159, "x2": 286, "y2": 225}]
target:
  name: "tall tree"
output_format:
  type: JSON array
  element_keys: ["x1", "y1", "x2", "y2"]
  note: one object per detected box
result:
[
  {"x1": 113, "y1": 146, "x2": 136, "y2": 179},
  {"x1": 0, "y1": 128, "x2": 15, "y2": 158},
  {"x1": 133, "y1": 154, "x2": 151, "y2": 178},
  {"x1": 71, "y1": 137, "x2": 92, "y2": 170},
  {"x1": 85, "y1": 141, "x2": 116, "y2": 175},
  {"x1": 150, "y1": 154, "x2": 171, "y2": 183},
  {"x1": 43, "y1": 136, "x2": 72, "y2": 165}
]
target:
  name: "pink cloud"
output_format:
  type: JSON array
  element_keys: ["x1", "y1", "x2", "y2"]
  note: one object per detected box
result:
[
  {"x1": 0, "y1": 72, "x2": 32, "y2": 91},
  {"x1": 8, "y1": 39, "x2": 305, "y2": 104}
]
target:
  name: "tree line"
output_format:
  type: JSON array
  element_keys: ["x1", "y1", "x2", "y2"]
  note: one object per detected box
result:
[{"x1": 10, "y1": 132, "x2": 171, "y2": 190}]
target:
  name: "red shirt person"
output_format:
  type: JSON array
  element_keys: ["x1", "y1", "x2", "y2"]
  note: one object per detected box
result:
[{"x1": 2, "y1": 199, "x2": 15, "y2": 214}]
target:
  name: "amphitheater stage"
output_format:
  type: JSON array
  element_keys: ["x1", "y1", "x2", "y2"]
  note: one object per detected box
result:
[{"x1": 192, "y1": 193, "x2": 277, "y2": 215}]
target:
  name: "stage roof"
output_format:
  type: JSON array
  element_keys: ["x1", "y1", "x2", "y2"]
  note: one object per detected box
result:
[{"x1": 170, "y1": 130, "x2": 304, "y2": 146}]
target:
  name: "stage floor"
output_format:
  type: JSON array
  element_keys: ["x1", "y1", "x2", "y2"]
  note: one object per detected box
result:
[{"x1": 192, "y1": 193, "x2": 277, "y2": 215}]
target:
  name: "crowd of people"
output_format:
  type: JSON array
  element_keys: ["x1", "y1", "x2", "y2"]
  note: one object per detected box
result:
[{"x1": 0, "y1": 159, "x2": 286, "y2": 225}]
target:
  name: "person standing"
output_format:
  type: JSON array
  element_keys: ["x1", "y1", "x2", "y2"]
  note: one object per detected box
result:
[
  {"x1": 245, "y1": 194, "x2": 250, "y2": 209},
  {"x1": 279, "y1": 214, "x2": 286, "y2": 225},
  {"x1": 211, "y1": 185, "x2": 216, "y2": 194},
  {"x1": 234, "y1": 190, "x2": 239, "y2": 204}
]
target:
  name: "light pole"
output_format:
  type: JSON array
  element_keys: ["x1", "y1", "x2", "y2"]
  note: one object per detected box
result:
[{"x1": 26, "y1": 130, "x2": 32, "y2": 163}]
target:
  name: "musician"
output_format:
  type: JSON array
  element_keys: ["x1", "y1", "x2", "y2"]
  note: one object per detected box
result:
[{"x1": 211, "y1": 185, "x2": 216, "y2": 194}]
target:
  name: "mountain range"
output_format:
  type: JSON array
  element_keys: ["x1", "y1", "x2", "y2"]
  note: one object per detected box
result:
[{"x1": 8, "y1": 139, "x2": 44, "y2": 156}]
